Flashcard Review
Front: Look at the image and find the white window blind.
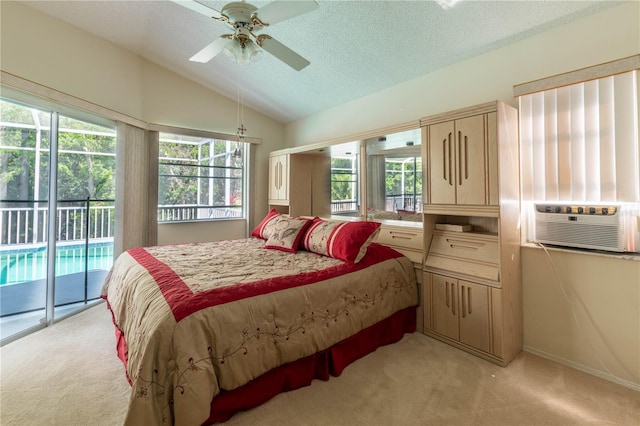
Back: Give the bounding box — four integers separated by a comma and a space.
519, 70, 639, 252
520, 70, 638, 202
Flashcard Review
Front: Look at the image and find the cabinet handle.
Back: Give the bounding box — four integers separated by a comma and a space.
448, 133, 453, 186
442, 138, 447, 182
273, 162, 277, 190
464, 136, 469, 180
449, 243, 479, 251
390, 231, 415, 240
451, 282, 456, 316
458, 131, 463, 186
461, 285, 466, 318
467, 286, 472, 314
391, 235, 412, 240
445, 281, 450, 308
277, 161, 282, 190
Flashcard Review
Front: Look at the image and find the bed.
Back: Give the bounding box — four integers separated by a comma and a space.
102, 212, 418, 425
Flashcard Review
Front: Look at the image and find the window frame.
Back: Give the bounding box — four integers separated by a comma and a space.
330, 154, 359, 215
157, 131, 248, 223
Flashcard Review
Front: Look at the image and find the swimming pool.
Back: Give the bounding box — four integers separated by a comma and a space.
0, 242, 114, 286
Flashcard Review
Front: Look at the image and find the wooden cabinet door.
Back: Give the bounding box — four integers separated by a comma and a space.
431, 274, 459, 341
458, 279, 491, 353
269, 154, 288, 202
428, 121, 456, 204
454, 115, 486, 205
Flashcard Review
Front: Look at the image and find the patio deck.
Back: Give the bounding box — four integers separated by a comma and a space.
0, 269, 108, 317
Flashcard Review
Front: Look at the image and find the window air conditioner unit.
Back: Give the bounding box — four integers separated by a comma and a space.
533, 203, 625, 252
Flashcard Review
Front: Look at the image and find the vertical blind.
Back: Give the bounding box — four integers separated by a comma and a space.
519, 70, 638, 203
518, 70, 639, 251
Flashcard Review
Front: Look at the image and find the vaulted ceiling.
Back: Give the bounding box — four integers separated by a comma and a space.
18, 0, 621, 123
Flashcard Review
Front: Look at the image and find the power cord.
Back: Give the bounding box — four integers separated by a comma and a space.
537, 242, 638, 388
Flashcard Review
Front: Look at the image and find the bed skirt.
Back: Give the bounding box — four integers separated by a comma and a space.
203, 305, 417, 424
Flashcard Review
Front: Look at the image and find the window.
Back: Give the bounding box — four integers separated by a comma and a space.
331, 154, 359, 214
158, 132, 246, 222
384, 155, 422, 213
518, 69, 639, 252
0, 97, 117, 244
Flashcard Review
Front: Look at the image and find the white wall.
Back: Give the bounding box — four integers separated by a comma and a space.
0, 1, 285, 236
284, 2, 640, 388
157, 220, 247, 245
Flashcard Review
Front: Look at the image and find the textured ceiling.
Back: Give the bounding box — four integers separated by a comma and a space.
18, 0, 621, 124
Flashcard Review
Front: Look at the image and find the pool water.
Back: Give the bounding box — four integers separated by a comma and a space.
0, 242, 114, 285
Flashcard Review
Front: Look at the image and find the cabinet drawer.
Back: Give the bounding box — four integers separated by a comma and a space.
376, 226, 423, 251
425, 230, 499, 281
429, 230, 498, 262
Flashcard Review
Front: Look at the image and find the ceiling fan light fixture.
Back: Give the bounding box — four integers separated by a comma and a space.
223, 38, 263, 65
221, 27, 262, 64
176, 0, 318, 70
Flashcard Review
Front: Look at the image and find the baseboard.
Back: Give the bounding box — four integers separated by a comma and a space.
523, 345, 640, 392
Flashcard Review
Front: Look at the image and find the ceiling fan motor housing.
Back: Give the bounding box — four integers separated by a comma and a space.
222, 2, 259, 27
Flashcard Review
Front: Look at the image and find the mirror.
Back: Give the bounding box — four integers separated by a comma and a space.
365, 128, 422, 222
329, 141, 360, 217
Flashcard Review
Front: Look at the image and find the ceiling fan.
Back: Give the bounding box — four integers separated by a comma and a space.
172, 0, 319, 71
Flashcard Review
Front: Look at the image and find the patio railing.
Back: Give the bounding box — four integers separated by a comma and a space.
0, 199, 116, 247
1, 200, 244, 247
330, 194, 422, 216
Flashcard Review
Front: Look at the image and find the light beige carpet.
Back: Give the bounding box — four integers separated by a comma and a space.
1, 302, 638, 425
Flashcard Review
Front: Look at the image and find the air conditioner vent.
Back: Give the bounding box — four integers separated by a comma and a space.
534, 204, 625, 252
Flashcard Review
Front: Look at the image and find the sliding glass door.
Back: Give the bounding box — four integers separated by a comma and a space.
0, 98, 116, 344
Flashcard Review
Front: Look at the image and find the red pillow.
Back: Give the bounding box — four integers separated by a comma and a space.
251, 209, 282, 240
301, 219, 381, 263
264, 216, 313, 253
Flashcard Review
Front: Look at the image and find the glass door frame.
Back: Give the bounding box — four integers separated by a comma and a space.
1, 97, 116, 346
44, 111, 59, 327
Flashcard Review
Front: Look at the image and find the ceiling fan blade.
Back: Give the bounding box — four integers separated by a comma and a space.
189, 37, 232, 63
255, 1, 319, 26
170, 0, 223, 20
259, 36, 310, 71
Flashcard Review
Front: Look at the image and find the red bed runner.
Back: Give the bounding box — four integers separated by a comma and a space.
128, 242, 403, 322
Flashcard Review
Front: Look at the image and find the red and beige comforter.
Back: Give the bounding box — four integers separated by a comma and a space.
101, 237, 417, 425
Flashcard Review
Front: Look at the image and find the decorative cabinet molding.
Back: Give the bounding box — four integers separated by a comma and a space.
421, 101, 522, 367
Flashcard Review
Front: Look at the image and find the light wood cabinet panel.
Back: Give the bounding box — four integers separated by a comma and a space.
375, 223, 423, 265
428, 121, 456, 205
268, 152, 329, 217
454, 115, 486, 205
268, 154, 288, 204
432, 274, 459, 341
429, 273, 491, 354
425, 109, 497, 205
422, 101, 522, 367
458, 279, 490, 353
